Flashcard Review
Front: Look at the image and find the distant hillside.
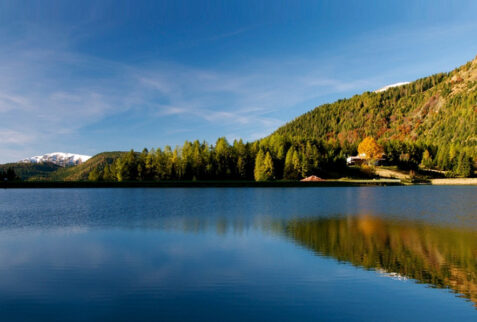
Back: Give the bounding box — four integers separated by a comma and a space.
0, 152, 125, 181
274, 55, 477, 153
0, 162, 61, 181
51, 152, 125, 181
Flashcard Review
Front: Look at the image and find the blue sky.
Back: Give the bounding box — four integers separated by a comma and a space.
1, 0, 476, 162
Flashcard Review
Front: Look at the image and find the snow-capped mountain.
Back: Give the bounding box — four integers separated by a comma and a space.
374, 82, 410, 93
20, 152, 92, 167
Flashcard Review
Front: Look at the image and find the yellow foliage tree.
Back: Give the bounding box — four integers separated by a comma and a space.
358, 137, 384, 160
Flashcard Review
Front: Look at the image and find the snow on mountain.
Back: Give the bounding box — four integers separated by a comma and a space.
374, 82, 410, 93
20, 152, 91, 167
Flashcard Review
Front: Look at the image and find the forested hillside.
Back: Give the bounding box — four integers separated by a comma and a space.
47, 152, 125, 181
274, 55, 477, 155
0, 162, 60, 180
2, 152, 124, 181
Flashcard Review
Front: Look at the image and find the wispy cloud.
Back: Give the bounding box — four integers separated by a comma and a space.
0, 22, 374, 163
0, 130, 33, 145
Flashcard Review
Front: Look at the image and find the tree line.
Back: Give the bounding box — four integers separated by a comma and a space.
88, 135, 474, 182
88, 136, 347, 182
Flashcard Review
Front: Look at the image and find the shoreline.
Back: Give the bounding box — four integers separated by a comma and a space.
1, 179, 402, 188
2, 178, 476, 188
430, 178, 477, 185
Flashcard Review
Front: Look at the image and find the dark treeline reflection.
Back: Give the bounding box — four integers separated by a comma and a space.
112, 213, 477, 307
277, 216, 477, 306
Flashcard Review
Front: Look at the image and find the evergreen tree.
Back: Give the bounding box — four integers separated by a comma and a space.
115, 159, 126, 182
283, 147, 295, 179
420, 149, 433, 169
436, 146, 450, 170
237, 156, 247, 179
254, 150, 265, 181
102, 164, 115, 181
262, 152, 274, 181
292, 150, 301, 179
455, 152, 473, 177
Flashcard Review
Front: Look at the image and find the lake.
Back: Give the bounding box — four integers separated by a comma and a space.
0, 186, 476, 321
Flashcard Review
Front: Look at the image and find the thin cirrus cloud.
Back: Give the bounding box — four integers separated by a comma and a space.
6, 19, 457, 163
0, 32, 371, 163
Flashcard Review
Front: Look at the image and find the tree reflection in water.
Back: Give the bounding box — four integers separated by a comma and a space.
280, 215, 477, 307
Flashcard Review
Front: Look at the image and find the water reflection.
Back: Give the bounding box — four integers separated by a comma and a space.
0, 188, 476, 319
279, 215, 477, 306
145, 214, 477, 307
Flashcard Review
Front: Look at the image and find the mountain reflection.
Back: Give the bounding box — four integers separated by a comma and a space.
278, 215, 477, 306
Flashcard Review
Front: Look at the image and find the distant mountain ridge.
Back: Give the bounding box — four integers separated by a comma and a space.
20, 152, 91, 167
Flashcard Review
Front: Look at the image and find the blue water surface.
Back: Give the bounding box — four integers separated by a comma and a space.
0, 186, 476, 321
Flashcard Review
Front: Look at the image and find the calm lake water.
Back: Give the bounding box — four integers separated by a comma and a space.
0, 186, 476, 321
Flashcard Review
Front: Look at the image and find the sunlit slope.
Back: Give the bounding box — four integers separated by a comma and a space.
274, 55, 477, 150
41, 152, 125, 181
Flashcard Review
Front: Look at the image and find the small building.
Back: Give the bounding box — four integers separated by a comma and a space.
346, 153, 367, 165
347, 153, 386, 166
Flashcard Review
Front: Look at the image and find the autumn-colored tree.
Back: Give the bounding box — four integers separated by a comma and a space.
358, 137, 384, 160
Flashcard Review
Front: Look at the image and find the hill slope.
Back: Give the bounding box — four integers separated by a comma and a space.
51, 152, 125, 181
274, 55, 477, 152
0, 162, 61, 181
1, 152, 125, 181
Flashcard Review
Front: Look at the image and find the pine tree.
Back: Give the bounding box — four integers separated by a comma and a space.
455, 152, 473, 177
237, 156, 247, 179
420, 149, 433, 169
292, 150, 301, 179
115, 159, 126, 182
262, 151, 274, 181
254, 150, 265, 181
283, 147, 295, 179
436, 146, 450, 170
102, 164, 114, 181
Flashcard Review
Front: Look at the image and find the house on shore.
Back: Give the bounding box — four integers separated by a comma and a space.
346, 153, 367, 165
346, 153, 386, 166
